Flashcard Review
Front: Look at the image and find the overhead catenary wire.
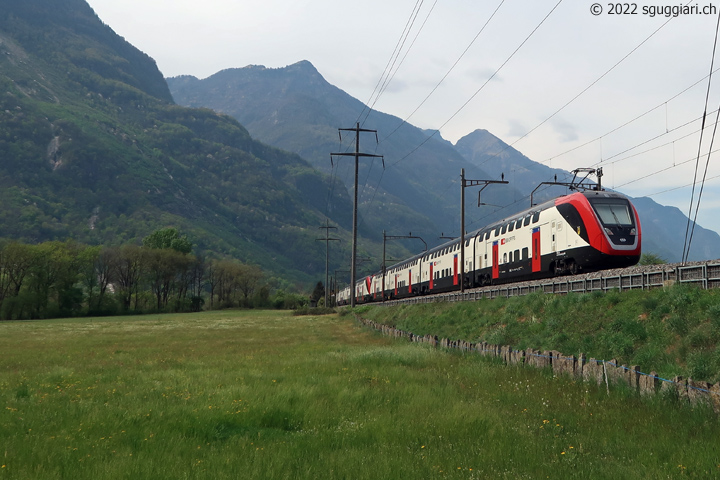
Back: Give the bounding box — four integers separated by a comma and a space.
615, 146, 720, 190
686, 88, 720, 261
474, 14, 676, 171
536, 66, 720, 167
682, 7, 720, 264
597, 109, 719, 168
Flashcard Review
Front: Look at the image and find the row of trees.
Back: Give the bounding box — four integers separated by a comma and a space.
0, 229, 309, 320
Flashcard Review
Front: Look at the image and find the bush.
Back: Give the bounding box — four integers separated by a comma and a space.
687, 350, 714, 380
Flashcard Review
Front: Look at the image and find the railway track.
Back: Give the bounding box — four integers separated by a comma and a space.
379, 259, 720, 306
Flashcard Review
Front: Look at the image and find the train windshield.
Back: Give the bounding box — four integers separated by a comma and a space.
589, 198, 634, 226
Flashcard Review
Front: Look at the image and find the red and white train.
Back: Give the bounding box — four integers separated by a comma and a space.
337, 190, 641, 305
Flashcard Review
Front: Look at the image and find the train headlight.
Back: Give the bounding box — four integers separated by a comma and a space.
604, 227, 613, 236
630, 228, 636, 236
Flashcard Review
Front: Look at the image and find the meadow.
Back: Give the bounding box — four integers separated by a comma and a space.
1, 310, 719, 479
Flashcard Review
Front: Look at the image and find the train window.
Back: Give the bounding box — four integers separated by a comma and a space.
494, 228, 500, 237
466, 240, 470, 247
503, 252, 507, 264
522, 247, 529, 260
532, 212, 540, 223
514, 249, 520, 262
508, 223, 514, 232
516, 219, 523, 229
501, 225, 507, 234
524, 216, 531, 227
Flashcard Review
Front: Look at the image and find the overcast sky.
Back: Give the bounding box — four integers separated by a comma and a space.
86, 0, 720, 241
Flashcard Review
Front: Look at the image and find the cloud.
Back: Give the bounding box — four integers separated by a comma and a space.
507, 119, 527, 138
550, 118, 579, 143
466, 66, 503, 84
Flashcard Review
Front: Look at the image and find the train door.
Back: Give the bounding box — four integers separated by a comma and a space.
492, 241, 499, 279
551, 221, 557, 252
408, 269, 412, 294
478, 235, 487, 274
429, 262, 434, 290
532, 227, 541, 273
453, 254, 459, 286
464, 240, 473, 279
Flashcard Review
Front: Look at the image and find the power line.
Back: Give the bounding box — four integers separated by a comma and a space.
390, 0, 565, 169
540, 66, 720, 167
615, 146, 720, 190
598, 110, 718, 167
475, 15, 676, 171
687, 85, 720, 262
356, 0, 425, 126
381, 0, 507, 143
643, 169, 720, 197
683, 7, 720, 264
360, 0, 439, 127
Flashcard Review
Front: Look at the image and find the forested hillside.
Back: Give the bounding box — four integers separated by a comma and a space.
0, 0, 355, 284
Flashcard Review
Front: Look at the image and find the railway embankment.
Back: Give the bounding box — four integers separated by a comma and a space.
349, 283, 720, 413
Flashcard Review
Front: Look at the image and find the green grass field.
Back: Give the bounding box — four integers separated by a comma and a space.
1, 310, 719, 479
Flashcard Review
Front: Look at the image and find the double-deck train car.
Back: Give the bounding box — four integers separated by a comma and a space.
337, 191, 641, 305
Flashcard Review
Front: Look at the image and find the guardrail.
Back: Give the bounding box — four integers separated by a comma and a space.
382, 262, 720, 307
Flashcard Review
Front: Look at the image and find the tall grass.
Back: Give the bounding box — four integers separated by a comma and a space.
1, 310, 719, 478
361, 284, 720, 383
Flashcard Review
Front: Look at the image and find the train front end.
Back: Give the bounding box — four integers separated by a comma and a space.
569, 191, 642, 269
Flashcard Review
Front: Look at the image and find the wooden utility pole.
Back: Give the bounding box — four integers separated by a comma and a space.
316, 219, 339, 307
331, 123, 383, 307
460, 168, 508, 293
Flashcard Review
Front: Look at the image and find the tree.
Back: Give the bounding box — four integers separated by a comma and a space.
311, 281, 324, 304
236, 263, 263, 307
110, 244, 144, 311
77, 245, 101, 314
142, 227, 192, 254
144, 248, 194, 310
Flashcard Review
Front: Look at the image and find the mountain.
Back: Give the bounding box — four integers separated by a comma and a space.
454, 129, 720, 262
169, 65, 720, 263
0, 0, 355, 283
168, 63, 525, 247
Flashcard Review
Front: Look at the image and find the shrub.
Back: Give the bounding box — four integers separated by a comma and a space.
687, 350, 714, 381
